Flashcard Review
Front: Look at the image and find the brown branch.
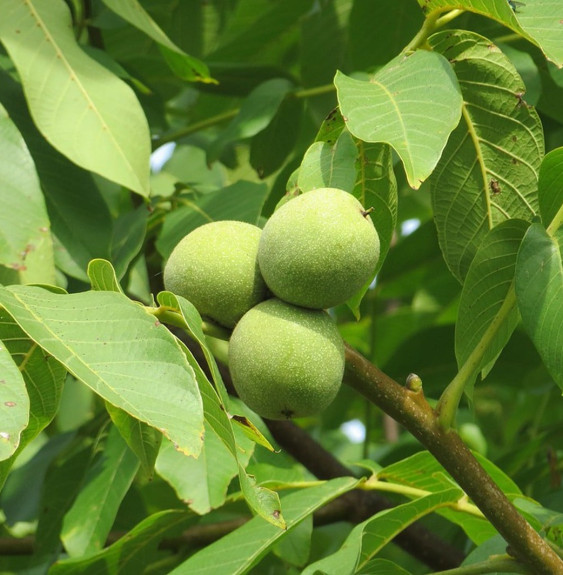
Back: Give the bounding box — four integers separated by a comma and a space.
344, 344, 563, 575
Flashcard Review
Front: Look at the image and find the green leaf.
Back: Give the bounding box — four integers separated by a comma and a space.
515, 223, 563, 390
509, 0, 563, 67
106, 402, 162, 480
0, 286, 204, 456
416, 0, 562, 66
303, 488, 462, 575
429, 30, 543, 282
298, 129, 358, 193
209, 78, 293, 163
100, 0, 211, 82
0, 102, 54, 284
0, 0, 150, 196
156, 180, 269, 259
169, 477, 358, 575
455, 220, 529, 377
88, 259, 124, 294
61, 424, 140, 557
0, 336, 29, 461
0, 68, 113, 282
538, 147, 563, 229
335, 50, 462, 189
156, 292, 284, 527
51, 510, 195, 575
0, 307, 66, 490
156, 420, 253, 515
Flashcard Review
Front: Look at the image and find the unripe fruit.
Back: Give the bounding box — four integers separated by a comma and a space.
163, 221, 268, 328
229, 298, 345, 420
258, 188, 380, 309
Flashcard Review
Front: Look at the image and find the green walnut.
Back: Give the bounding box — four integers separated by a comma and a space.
229, 298, 345, 420
258, 187, 380, 309
163, 221, 268, 328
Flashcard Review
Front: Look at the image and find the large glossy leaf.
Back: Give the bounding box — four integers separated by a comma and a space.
0, 102, 54, 284
0, 307, 66, 490
0, 0, 150, 196
51, 510, 196, 575
538, 147, 563, 229
0, 335, 29, 461
0, 286, 204, 456
0, 67, 113, 282
302, 488, 462, 575
169, 477, 358, 575
335, 50, 462, 189
156, 291, 283, 528
416, 0, 563, 66
429, 30, 543, 282
101, 0, 211, 82
515, 223, 563, 390
455, 220, 529, 376
61, 425, 140, 557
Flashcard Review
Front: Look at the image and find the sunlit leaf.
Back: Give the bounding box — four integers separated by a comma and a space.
0, 286, 204, 456
335, 50, 462, 189
0, 0, 150, 195
0, 339, 29, 461
416, 0, 563, 66
0, 102, 54, 284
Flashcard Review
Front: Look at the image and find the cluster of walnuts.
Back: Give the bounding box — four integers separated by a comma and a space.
164, 188, 380, 420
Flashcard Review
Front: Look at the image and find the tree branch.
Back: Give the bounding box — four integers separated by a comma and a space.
344, 344, 563, 574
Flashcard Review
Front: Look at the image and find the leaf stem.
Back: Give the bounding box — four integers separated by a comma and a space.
436, 284, 517, 430
403, 9, 462, 53
363, 479, 484, 518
